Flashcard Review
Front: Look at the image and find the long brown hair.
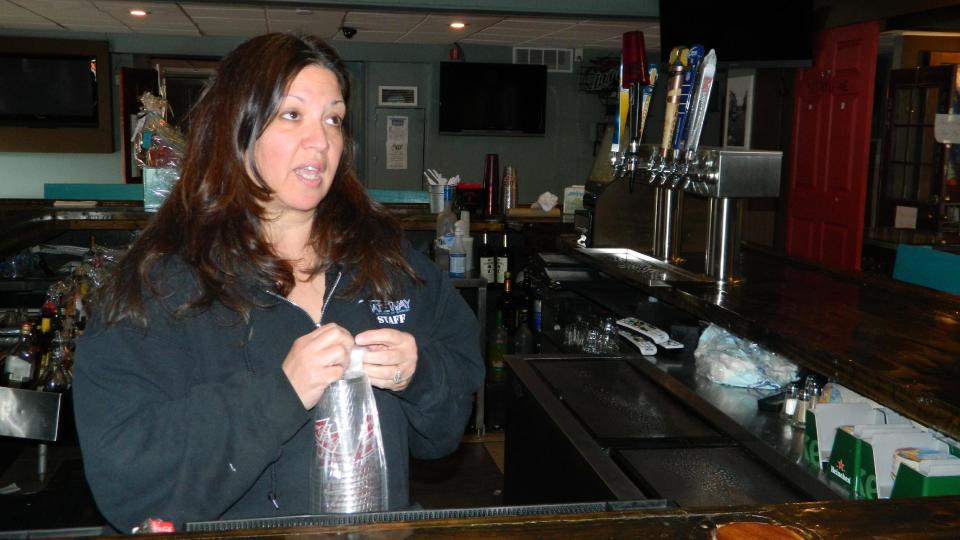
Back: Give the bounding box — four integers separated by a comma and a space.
99, 33, 416, 326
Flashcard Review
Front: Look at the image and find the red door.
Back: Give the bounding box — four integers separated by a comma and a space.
786, 21, 879, 271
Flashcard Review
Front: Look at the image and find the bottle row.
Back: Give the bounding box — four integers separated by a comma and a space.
487, 270, 545, 384
0, 237, 115, 392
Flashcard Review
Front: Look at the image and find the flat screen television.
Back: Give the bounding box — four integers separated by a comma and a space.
0, 54, 99, 127
0, 37, 112, 153
658, 0, 816, 68
439, 62, 547, 136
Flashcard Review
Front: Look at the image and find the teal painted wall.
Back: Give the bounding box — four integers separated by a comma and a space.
0, 30, 614, 201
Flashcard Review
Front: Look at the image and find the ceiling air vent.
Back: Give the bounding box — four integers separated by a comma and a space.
378, 86, 418, 107
513, 47, 574, 73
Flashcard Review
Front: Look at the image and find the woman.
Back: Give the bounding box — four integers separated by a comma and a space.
73, 33, 484, 532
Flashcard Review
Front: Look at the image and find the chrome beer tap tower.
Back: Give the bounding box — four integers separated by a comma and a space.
606, 39, 782, 284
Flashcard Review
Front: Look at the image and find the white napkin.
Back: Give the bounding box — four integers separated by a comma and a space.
532, 191, 559, 211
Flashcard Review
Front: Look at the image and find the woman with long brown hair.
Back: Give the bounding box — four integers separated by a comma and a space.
73, 33, 483, 532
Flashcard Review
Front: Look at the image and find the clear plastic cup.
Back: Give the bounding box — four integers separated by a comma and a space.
310, 370, 388, 513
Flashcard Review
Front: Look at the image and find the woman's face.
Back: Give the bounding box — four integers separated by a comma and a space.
254, 65, 346, 218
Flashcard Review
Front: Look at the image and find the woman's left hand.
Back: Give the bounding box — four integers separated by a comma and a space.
355, 328, 418, 391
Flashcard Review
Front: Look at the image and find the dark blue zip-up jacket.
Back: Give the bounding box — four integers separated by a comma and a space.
73, 244, 484, 532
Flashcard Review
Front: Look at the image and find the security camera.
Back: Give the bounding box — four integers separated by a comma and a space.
341, 26, 357, 39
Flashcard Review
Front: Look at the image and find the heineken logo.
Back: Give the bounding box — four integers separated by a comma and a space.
830, 462, 851, 484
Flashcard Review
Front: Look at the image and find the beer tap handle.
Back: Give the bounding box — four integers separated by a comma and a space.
639, 64, 658, 144
684, 49, 717, 155
660, 47, 686, 158
672, 45, 704, 151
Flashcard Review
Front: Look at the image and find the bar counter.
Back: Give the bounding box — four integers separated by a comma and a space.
79, 497, 960, 539
0, 199, 520, 257
558, 236, 960, 442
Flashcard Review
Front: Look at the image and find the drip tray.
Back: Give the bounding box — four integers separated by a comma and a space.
532, 358, 720, 442
615, 447, 806, 507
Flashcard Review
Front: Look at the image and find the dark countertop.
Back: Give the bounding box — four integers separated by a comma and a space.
75, 497, 960, 539
560, 236, 960, 442
0, 200, 571, 257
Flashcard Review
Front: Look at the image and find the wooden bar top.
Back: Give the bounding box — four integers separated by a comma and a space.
129, 497, 960, 539
560, 236, 960, 442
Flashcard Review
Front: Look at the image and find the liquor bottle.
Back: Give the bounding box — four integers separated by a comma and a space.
495, 234, 510, 286
487, 311, 508, 383
512, 308, 534, 354
449, 220, 467, 278
2, 321, 39, 389
500, 272, 518, 336
478, 233, 496, 284
434, 185, 457, 271
530, 283, 544, 353
38, 298, 56, 375
38, 330, 70, 392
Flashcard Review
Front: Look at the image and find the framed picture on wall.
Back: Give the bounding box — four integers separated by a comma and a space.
723, 69, 756, 149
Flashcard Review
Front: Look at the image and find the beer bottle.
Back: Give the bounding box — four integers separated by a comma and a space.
495, 234, 510, 286
478, 233, 496, 284
487, 311, 508, 383
2, 321, 39, 389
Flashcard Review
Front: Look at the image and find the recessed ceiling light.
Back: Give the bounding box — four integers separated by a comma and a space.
129, 9, 149, 17
295, 8, 313, 15
450, 22, 466, 29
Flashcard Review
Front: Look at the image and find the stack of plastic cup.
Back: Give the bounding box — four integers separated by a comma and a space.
310, 349, 388, 514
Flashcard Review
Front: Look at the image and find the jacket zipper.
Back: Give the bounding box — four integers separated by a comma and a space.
266, 271, 343, 327
262, 270, 342, 512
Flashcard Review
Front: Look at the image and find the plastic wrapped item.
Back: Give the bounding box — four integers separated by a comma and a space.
143, 167, 180, 211
694, 324, 798, 390
132, 92, 186, 170
311, 347, 388, 513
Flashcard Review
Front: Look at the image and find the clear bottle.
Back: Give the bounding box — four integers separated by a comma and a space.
478, 233, 496, 284
512, 308, 534, 354
449, 220, 467, 278
2, 321, 39, 389
434, 185, 456, 270
495, 234, 510, 286
38, 330, 70, 392
488, 311, 508, 383
459, 211, 474, 273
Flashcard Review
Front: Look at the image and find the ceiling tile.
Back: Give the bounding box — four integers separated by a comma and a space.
396, 31, 466, 44
23, 0, 118, 24
64, 22, 134, 32
491, 19, 578, 31
182, 3, 266, 20
197, 20, 268, 36
330, 30, 408, 43
264, 7, 343, 22
421, 13, 501, 30
345, 11, 427, 29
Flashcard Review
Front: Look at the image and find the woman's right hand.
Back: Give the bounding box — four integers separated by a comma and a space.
281, 323, 354, 409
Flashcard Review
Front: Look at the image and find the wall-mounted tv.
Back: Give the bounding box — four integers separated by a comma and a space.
439, 62, 547, 136
0, 37, 113, 153
658, 0, 816, 68
0, 55, 99, 127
